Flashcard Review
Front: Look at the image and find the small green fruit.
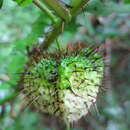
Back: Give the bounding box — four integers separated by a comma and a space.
23, 48, 104, 122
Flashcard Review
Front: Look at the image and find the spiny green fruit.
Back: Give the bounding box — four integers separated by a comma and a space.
23, 48, 104, 122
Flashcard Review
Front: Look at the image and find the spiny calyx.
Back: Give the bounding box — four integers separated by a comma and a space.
23, 48, 104, 122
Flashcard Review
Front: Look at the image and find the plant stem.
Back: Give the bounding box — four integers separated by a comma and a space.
39, 0, 90, 50
33, 0, 58, 23
41, 19, 63, 49
56, 38, 61, 51
70, 0, 89, 15
66, 123, 71, 130
42, 0, 72, 22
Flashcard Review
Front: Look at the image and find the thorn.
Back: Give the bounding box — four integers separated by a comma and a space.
23, 95, 39, 111
61, 21, 64, 32
92, 103, 100, 117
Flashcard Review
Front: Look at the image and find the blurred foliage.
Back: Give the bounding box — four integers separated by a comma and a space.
0, 0, 130, 130
13, 0, 33, 6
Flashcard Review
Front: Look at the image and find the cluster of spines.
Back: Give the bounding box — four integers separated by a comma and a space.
21, 45, 104, 122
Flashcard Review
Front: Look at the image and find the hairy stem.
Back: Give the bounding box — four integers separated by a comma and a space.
42, 0, 72, 22
66, 123, 71, 130
39, 0, 90, 50
33, 0, 58, 23
40, 20, 63, 50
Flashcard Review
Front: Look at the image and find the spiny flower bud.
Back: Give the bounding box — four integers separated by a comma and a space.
23, 47, 104, 122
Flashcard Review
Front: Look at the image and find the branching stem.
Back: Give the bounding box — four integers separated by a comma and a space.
37, 0, 90, 50
33, 0, 58, 23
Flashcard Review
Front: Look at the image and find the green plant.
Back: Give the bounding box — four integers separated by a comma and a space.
1, 0, 130, 129
6, 0, 104, 125
23, 47, 104, 123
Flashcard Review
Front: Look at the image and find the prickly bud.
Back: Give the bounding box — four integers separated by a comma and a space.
23, 48, 104, 122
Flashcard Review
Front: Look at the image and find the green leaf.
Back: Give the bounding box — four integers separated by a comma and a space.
124, 0, 130, 4
0, 0, 3, 9
13, 13, 49, 49
86, 0, 130, 15
0, 90, 18, 104
13, 0, 33, 6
